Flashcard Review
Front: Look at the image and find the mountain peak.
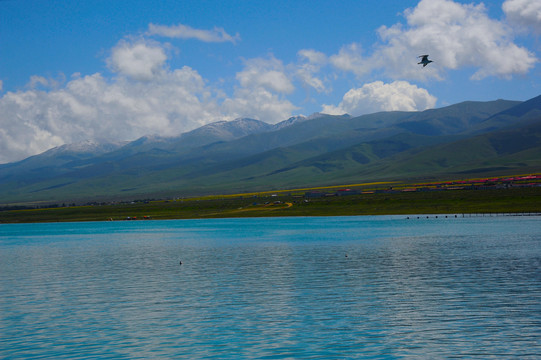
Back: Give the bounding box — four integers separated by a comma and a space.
497, 94, 541, 118
194, 118, 273, 137
273, 115, 308, 130
307, 112, 324, 120
308, 112, 351, 120
46, 139, 127, 156
1, 96, 537, 205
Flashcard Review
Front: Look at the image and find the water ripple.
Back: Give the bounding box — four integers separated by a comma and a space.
1, 216, 540, 358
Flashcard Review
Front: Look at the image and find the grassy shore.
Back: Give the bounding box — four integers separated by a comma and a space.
1, 186, 540, 223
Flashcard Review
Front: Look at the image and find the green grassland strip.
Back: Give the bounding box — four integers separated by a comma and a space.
1, 187, 540, 223
187, 181, 398, 200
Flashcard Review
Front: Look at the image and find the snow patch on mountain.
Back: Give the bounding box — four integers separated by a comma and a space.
185, 118, 274, 140
43, 140, 128, 157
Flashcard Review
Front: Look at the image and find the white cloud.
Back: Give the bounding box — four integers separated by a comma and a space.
0, 66, 220, 163
375, 0, 537, 80
26, 75, 67, 90
0, 91, 66, 163
222, 87, 298, 124
0, 80, 3, 92
0, 40, 301, 163
329, 43, 372, 78
298, 49, 327, 65
107, 39, 168, 81
4, 1, 537, 164
148, 23, 240, 43
27, 75, 50, 89
322, 81, 436, 116
503, 0, 541, 34
236, 56, 295, 94
296, 49, 328, 92
224, 56, 298, 123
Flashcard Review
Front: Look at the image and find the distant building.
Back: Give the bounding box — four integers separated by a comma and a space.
305, 191, 325, 198
336, 189, 358, 196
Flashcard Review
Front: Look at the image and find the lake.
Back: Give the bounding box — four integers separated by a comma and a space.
1, 215, 540, 359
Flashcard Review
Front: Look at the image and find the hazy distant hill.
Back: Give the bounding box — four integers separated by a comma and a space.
0, 140, 127, 184
1, 96, 539, 205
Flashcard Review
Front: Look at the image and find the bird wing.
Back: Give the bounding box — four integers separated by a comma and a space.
419, 55, 429, 60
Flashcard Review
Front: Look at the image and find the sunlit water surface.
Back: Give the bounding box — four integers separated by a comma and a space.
1, 216, 540, 359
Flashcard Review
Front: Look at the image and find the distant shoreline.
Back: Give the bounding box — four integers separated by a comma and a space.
1, 187, 540, 224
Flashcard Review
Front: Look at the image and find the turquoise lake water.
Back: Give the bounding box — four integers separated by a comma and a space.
1, 215, 540, 359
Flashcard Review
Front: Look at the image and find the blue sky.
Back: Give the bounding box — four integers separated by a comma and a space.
0, 0, 539, 163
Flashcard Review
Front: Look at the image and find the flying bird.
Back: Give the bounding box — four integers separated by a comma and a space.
418, 55, 433, 67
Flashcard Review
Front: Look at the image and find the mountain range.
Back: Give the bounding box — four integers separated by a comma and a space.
1, 94, 540, 205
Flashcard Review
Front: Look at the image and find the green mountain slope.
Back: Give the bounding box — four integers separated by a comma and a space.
153, 110, 541, 193
289, 118, 541, 184
0, 97, 537, 205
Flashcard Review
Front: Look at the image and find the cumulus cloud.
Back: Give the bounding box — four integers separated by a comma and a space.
148, 23, 240, 43
329, 43, 372, 78
3, 1, 537, 164
0, 40, 300, 163
322, 81, 437, 116
375, 0, 537, 80
236, 56, 295, 94
0, 66, 220, 163
225, 56, 298, 123
27, 75, 50, 89
503, 0, 541, 34
107, 39, 168, 81
296, 49, 328, 92
221, 87, 298, 124
26, 75, 66, 90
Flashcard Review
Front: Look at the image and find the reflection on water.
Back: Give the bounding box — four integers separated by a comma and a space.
1, 216, 540, 358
